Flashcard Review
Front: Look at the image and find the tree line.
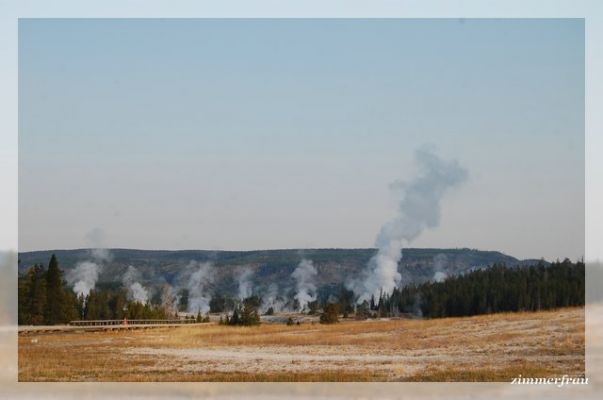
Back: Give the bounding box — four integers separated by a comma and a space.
258, 259, 584, 321
18, 254, 168, 325
19, 255, 584, 325
369, 259, 584, 318
219, 296, 261, 326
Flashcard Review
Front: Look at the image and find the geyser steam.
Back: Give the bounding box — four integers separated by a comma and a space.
122, 265, 149, 304
186, 261, 214, 314
432, 254, 448, 283
260, 283, 286, 313
351, 147, 468, 303
67, 261, 101, 299
292, 259, 318, 311
236, 267, 254, 300
67, 247, 112, 299
67, 229, 112, 299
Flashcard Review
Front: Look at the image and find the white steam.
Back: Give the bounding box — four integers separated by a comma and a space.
292, 259, 318, 311
186, 261, 214, 314
160, 284, 176, 314
236, 267, 254, 300
67, 261, 101, 299
433, 271, 448, 283
129, 283, 149, 304
350, 147, 468, 303
122, 265, 149, 304
432, 254, 448, 282
67, 246, 111, 299
67, 228, 112, 299
260, 283, 287, 313
90, 248, 112, 264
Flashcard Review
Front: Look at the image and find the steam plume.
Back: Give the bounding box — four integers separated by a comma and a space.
350, 147, 468, 303
90, 248, 112, 264
122, 265, 149, 304
432, 254, 448, 282
433, 271, 447, 283
292, 259, 318, 311
261, 283, 286, 313
236, 267, 254, 300
67, 228, 112, 299
67, 261, 100, 299
160, 284, 176, 314
67, 247, 111, 299
186, 261, 214, 313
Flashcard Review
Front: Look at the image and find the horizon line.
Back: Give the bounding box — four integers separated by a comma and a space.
17, 246, 556, 261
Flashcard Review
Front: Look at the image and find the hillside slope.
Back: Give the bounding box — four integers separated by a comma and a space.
19, 248, 545, 298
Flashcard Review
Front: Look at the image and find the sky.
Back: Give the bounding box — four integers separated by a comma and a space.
18, 19, 584, 261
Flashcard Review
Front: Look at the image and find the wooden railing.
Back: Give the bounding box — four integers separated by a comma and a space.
69, 319, 197, 326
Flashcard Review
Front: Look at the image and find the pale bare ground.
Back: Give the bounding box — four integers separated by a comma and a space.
18, 307, 584, 382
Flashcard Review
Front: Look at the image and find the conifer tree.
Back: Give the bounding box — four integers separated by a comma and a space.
45, 255, 67, 324
320, 303, 339, 324
229, 308, 240, 325
355, 301, 371, 320
19, 264, 47, 325
240, 302, 260, 326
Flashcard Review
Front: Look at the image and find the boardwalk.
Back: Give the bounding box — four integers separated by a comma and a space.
19, 319, 198, 335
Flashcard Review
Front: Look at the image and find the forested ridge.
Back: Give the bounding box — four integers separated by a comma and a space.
18, 248, 543, 298
18, 254, 584, 325
18, 254, 168, 325
364, 259, 585, 318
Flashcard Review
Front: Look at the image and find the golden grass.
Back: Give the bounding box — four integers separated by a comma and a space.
405, 362, 566, 382
19, 307, 585, 382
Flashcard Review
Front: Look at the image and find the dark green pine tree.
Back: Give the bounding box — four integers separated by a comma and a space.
76, 293, 86, 319
17, 272, 31, 325
240, 302, 260, 326
319, 302, 339, 324
63, 289, 79, 322
85, 291, 99, 320
109, 291, 127, 319
19, 264, 47, 325
178, 289, 189, 312
45, 254, 67, 324
229, 308, 240, 325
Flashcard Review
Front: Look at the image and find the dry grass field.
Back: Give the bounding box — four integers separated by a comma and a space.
18, 307, 584, 382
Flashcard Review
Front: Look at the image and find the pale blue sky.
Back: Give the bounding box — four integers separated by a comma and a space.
19, 19, 584, 260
